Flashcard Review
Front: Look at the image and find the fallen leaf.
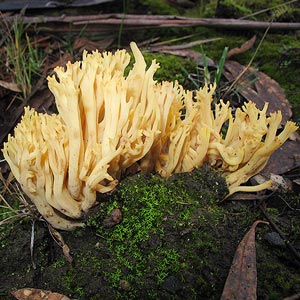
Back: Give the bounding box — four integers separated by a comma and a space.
293, 178, 300, 187
227, 35, 256, 59
0, 79, 21, 92
48, 225, 73, 263
261, 138, 300, 176
103, 208, 123, 228
49, 53, 73, 70
220, 220, 269, 300
283, 294, 300, 300
150, 38, 220, 65
223, 60, 292, 123
73, 37, 114, 52
0, 170, 14, 194
28, 87, 54, 113
251, 173, 292, 192
11, 288, 70, 300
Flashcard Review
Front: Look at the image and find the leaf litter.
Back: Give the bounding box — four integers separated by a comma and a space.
11, 288, 70, 300
220, 220, 269, 300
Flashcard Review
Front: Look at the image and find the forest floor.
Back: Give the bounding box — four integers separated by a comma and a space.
0, 1, 300, 300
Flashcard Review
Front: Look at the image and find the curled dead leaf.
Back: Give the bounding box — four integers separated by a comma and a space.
103, 208, 123, 228
73, 37, 114, 52
0, 79, 21, 92
227, 35, 257, 59
48, 225, 73, 263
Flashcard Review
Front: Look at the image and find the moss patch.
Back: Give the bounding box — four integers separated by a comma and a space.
1, 168, 300, 299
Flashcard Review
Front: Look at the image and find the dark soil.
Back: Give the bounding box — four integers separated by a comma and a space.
1, 168, 300, 300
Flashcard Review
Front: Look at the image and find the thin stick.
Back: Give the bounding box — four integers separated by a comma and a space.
259, 204, 300, 265
222, 22, 272, 99
2, 14, 300, 31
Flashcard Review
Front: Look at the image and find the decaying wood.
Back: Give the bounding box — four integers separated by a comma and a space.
2, 14, 300, 32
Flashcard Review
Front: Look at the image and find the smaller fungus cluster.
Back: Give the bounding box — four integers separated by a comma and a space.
2, 42, 298, 230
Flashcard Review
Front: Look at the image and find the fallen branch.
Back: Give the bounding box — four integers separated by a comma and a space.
2, 14, 300, 32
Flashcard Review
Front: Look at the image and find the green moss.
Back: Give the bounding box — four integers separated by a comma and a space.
184, 1, 218, 18
197, 30, 300, 120
88, 174, 185, 294
257, 38, 300, 121
126, 0, 179, 15
86, 168, 229, 299
216, 0, 300, 21
146, 52, 196, 87
0, 223, 13, 249
1, 168, 300, 299
125, 51, 196, 89
257, 245, 300, 299
218, 0, 252, 17
0, 184, 27, 249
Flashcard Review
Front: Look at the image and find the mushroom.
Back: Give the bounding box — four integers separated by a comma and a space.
2, 43, 298, 230
2, 108, 84, 230
207, 99, 298, 195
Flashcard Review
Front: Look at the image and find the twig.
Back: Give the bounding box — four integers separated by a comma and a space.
30, 220, 36, 269
222, 22, 271, 99
259, 204, 300, 265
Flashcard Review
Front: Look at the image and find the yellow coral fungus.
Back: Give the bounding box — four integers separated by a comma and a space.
2, 42, 298, 230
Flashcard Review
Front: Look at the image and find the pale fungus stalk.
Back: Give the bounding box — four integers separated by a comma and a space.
2, 108, 84, 230
2, 42, 298, 230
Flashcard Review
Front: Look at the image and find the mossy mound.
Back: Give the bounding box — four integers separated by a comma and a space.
0, 168, 299, 299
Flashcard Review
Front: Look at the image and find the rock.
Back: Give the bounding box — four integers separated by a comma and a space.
119, 279, 131, 291
264, 232, 285, 247
102, 208, 123, 228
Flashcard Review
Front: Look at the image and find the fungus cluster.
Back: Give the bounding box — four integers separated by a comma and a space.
2, 42, 298, 230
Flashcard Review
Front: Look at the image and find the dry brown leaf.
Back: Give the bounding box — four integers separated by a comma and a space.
227, 35, 257, 59
261, 138, 300, 176
220, 220, 269, 300
0, 170, 13, 194
11, 288, 70, 300
73, 37, 114, 52
49, 53, 73, 70
223, 60, 292, 123
48, 225, 73, 263
283, 294, 300, 300
28, 88, 54, 113
0, 79, 21, 92
293, 178, 300, 187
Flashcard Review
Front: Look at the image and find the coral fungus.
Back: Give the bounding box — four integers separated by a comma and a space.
2, 42, 298, 230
